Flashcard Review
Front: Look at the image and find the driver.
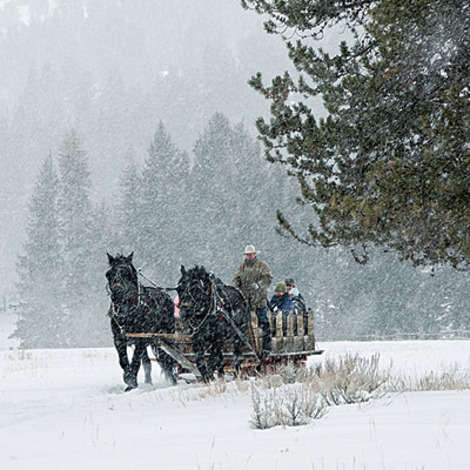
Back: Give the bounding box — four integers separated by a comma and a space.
233, 244, 272, 355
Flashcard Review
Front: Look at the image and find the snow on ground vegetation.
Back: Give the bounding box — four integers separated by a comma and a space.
1, 340, 470, 469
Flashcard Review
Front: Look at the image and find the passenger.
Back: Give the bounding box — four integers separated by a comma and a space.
285, 278, 307, 315
268, 282, 294, 335
289, 287, 299, 299
285, 278, 296, 294
289, 287, 307, 317
233, 244, 273, 355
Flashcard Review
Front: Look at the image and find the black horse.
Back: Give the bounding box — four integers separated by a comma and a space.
176, 265, 250, 382
106, 252, 176, 391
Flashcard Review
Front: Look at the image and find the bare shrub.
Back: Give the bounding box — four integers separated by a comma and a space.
282, 386, 328, 425
309, 353, 390, 405
234, 378, 250, 393
250, 353, 390, 428
250, 386, 279, 429
254, 372, 285, 389
390, 367, 470, 392
273, 363, 314, 384
250, 384, 328, 429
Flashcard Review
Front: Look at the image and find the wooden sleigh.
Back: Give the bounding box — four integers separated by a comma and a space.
126, 308, 324, 380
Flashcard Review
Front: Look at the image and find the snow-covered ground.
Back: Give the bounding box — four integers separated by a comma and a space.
2, 340, 470, 470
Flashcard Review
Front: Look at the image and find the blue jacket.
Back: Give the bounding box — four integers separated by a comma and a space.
292, 294, 307, 315
268, 293, 294, 318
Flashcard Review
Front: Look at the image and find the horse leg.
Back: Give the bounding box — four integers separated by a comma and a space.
141, 346, 152, 385
233, 334, 244, 377
112, 326, 130, 385
159, 349, 177, 385
233, 311, 248, 377
152, 340, 177, 385
125, 340, 145, 391
208, 322, 224, 379
193, 334, 212, 383
256, 307, 272, 354
214, 342, 224, 379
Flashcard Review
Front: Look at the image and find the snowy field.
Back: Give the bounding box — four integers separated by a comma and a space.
2, 338, 470, 470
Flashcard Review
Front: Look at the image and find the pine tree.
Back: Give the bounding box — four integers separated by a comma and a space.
139, 121, 189, 283
84, 200, 114, 347
191, 113, 234, 266
190, 112, 285, 277
191, 113, 243, 268
116, 152, 143, 253
56, 131, 97, 346
13, 156, 65, 348
243, 0, 470, 269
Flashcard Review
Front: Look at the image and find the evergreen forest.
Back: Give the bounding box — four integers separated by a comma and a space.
14, 114, 470, 347
2, 0, 468, 347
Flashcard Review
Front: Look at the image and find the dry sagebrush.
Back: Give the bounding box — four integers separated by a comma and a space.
310, 353, 390, 405
250, 384, 328, 429
390, 366, 470, 392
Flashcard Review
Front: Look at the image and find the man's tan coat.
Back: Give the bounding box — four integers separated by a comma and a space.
233, 257, 272, 308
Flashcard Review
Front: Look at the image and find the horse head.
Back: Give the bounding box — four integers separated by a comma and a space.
106, 252, 138, 314
176, 265, 212, 319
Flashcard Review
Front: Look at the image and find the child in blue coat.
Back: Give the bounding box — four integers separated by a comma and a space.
269, 282, 294, 316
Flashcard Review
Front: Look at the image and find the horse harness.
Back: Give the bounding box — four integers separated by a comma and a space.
106, 279, 154, 335
179, 278, 259, 360
178, 279, 220, 337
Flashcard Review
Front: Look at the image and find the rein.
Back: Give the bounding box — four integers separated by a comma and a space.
181, 277, 260, 361
108, 301, 126, 335
183, 281, 216, 338
105, 276, 142, 335
137, 269, 178, 291
106, 262, 176, 338
210, 279, 261, 362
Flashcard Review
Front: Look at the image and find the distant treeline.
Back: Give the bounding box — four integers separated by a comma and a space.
12, 113, 470, 347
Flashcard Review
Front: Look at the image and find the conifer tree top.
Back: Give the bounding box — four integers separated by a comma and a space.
243, 0, 470, 269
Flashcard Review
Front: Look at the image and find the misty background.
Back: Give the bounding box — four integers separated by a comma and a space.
1, 0, 469, 347
0, 0, 289, 283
